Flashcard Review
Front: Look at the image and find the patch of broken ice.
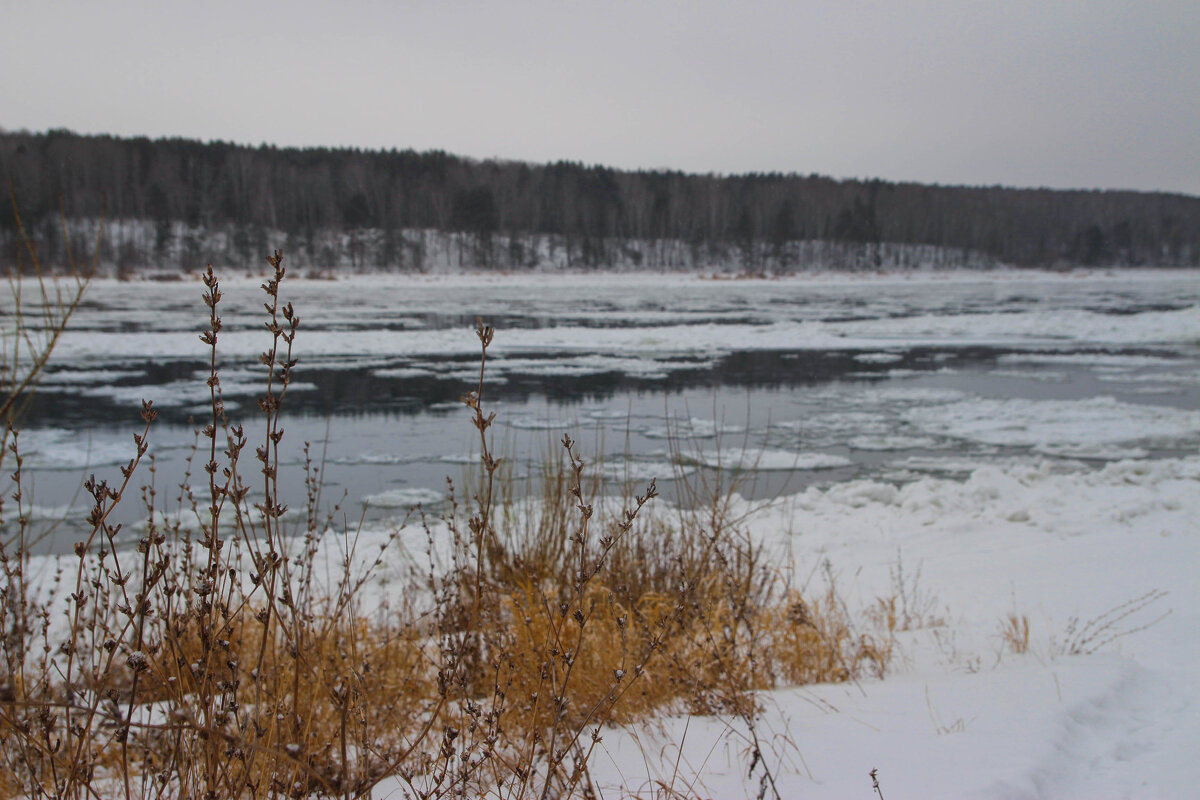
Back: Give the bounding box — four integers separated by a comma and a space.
1093, 369, 1200, 385
987, 368, 1070, 382
361, 487, 445, 508
996, 352, 1183, 368
370, 366, 439, 379
848, 434, 945, 451
1032, 443, 1151, 460
16, 428, 142, 470
643, 417, 747, 440
69, 375, 317, 408
594, 459, 694, 484
38, 368, 147, 385
905, 396, 1199, 448
330, 451, 416, 466
853, 352, 905, 364
687, 448, 853, 471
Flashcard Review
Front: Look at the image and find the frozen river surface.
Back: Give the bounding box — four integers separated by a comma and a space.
17, 269, 1200, 548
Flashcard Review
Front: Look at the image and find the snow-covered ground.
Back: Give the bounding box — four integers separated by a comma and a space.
582, 455, 1199, 799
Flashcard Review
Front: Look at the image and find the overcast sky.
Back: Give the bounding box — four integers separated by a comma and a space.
3, 1, 1198, 195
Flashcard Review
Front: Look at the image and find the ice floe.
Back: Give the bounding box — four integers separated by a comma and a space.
848, 434, 944, 451
361, 487, 445, 508
905, 396, 1199, 448
687, 448, 853, 471
642, 417, 747, 440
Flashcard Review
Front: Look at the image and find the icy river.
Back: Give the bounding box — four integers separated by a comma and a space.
16, 268, 1200, 551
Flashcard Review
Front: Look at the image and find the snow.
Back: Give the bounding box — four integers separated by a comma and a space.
577, 455, 1200, 798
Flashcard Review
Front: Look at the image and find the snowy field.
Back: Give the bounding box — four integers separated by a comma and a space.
11, 268, 1200, 796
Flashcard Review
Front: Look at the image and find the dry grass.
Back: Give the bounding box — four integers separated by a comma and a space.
998, 613, 1031, 655
1055, 590, 1170, 657
0, 251, 892, 799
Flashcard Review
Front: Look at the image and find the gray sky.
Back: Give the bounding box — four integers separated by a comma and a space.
3, 0, 1198, 195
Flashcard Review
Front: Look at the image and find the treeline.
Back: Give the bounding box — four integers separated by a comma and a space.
2, 128, 1198, 272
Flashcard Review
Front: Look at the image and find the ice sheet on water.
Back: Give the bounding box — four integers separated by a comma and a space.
848, 435, 944, 451
594, 460, 694, 483
330, 451, 416, 466
370, 367, 438, 379
834, 304, 1200, 347
853, 352, 904, 364
1094, 368, 1200, 385
427, 400, 467, 412
437, 453, 479, 464
772, 413, 892, 449
880, 367, 953, 378
361, 488, 445, 508
38, 369, 146, 385
46, 273, 1200, 375
1124, 384, 1186, 396
1032, 442, 1151, 460
185, 400, 243, 414
131, 506, 300, 533
996, 352, 1183, 368
986, 368, 1070, 382
905, 396, 1200, 448
22, 504, 81, 521
434, 367, 507, 384
642, 417, 747, 440
888, 454, 1045, 475
773, 386, 970, 448
486, 354, 689, 379
860, 387, 971, 404
17, 428, 140, 470
58, 306, 1200, 367
506, 415, 579, 430
582, 407, 639, 421
65, 373, 317, 408
304, 355, 397, 371
687, 448, 853, 471
797, 385, 971, 408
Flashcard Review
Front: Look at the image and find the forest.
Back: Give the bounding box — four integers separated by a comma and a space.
2, 128, 1198, 273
